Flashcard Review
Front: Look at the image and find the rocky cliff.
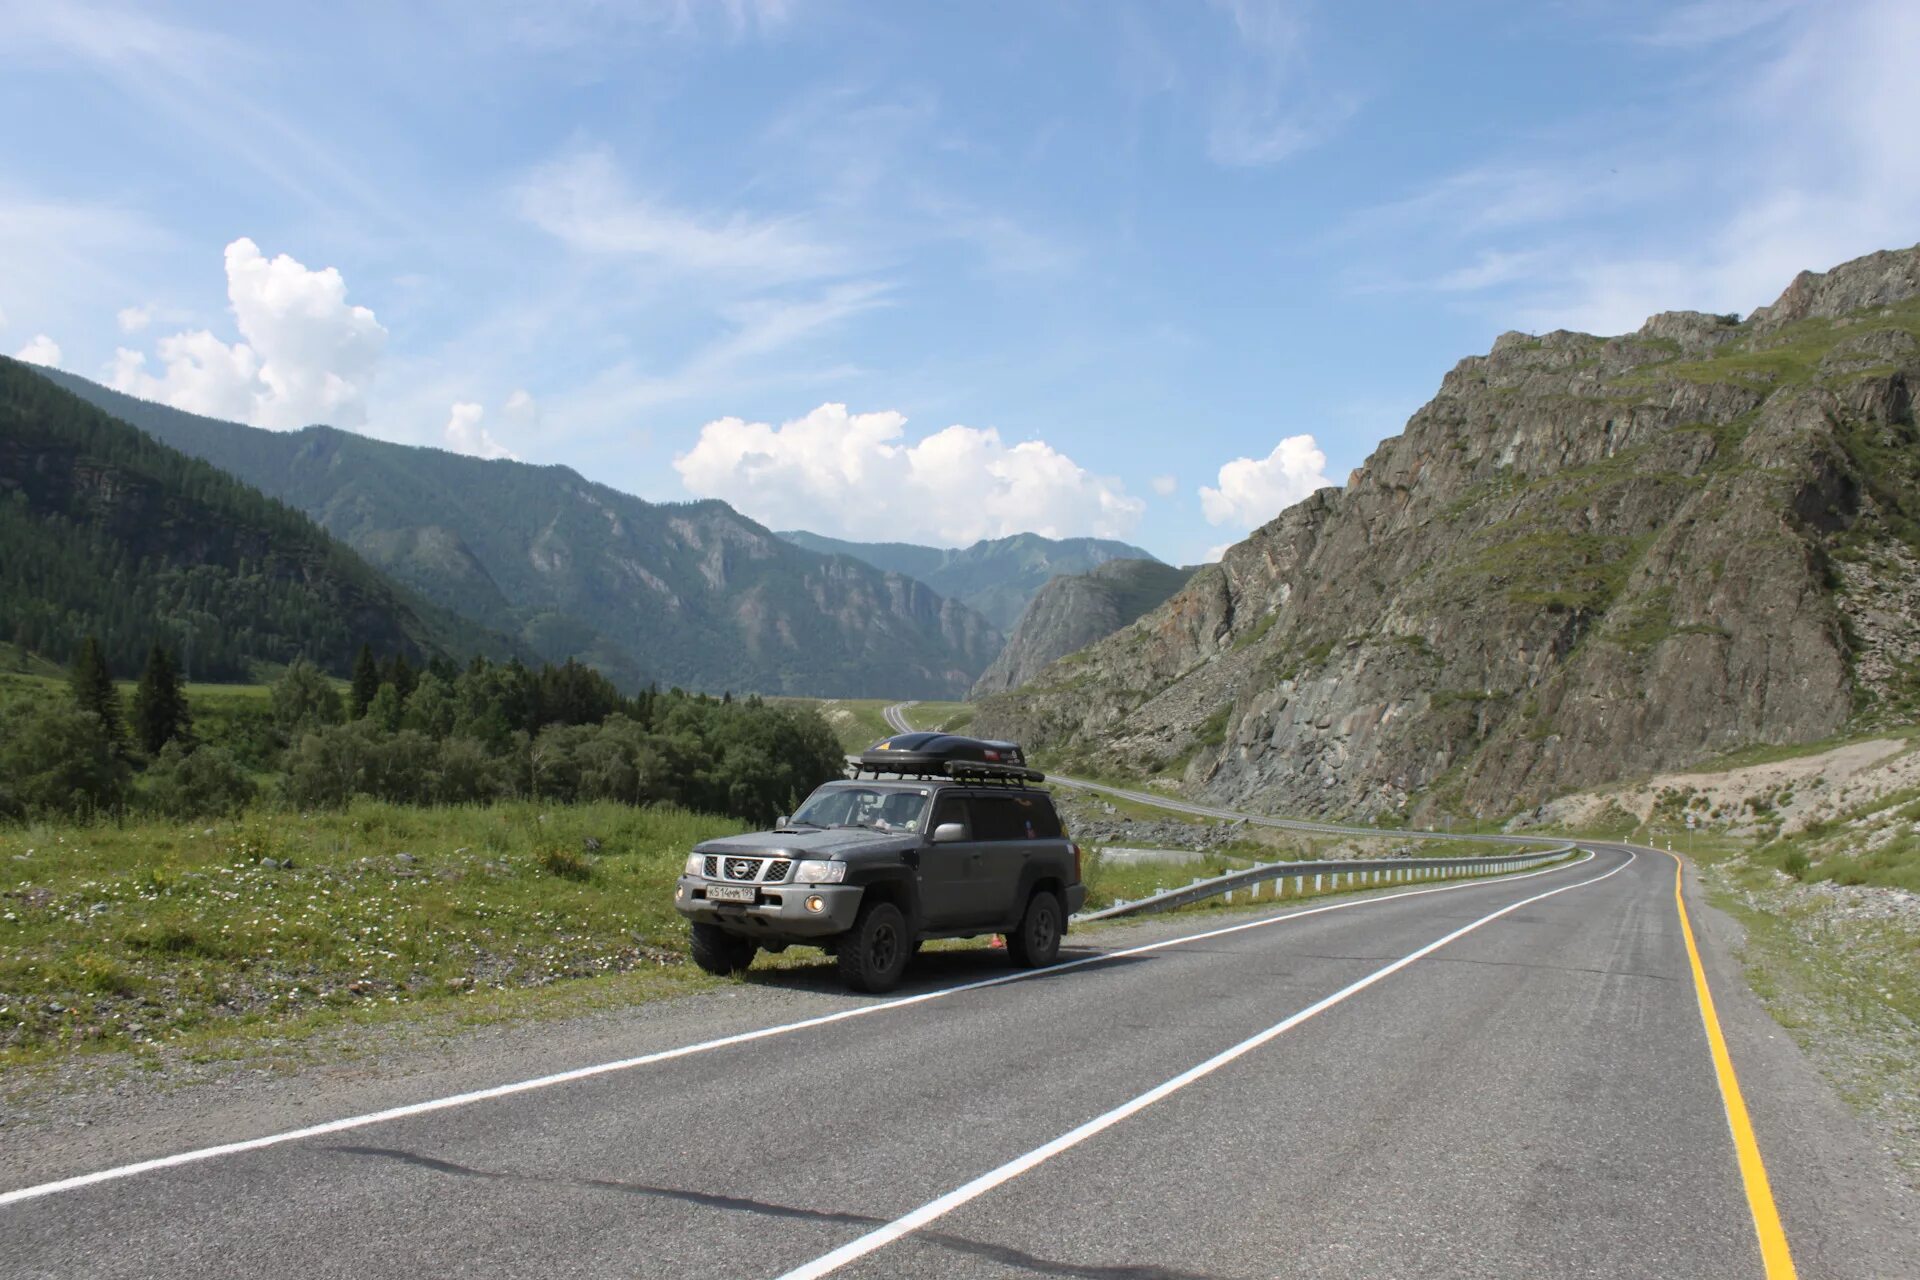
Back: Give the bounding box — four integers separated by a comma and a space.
973, 244, 1920, 821
971, 559, 1193, 697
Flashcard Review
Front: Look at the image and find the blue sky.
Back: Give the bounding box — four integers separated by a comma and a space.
4, 0, 1917, 564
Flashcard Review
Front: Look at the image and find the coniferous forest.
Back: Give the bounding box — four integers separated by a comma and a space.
0, 357, 507, 679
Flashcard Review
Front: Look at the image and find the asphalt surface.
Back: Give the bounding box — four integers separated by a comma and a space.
2, 705, 1910, 1276
4, 841, 1913, 1278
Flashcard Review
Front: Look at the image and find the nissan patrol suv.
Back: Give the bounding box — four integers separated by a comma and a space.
673, 733, 1087, 993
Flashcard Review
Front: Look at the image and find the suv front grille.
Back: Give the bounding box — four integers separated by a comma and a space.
700, 855, 793, 883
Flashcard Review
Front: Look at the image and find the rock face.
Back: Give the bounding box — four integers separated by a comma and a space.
972, 559, 1193, 696
973, 243, 1920, 821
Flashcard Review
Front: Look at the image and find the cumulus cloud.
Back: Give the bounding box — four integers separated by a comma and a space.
442, 402, 518, 460
110, 237, 387, 429
14, 334, 61, 366
116, 304, 153, 333
674, 403, 1144, 546
1151, 473, 1178, 497
1199, 435, 1331, 529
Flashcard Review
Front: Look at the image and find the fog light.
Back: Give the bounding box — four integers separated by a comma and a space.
805, 895, 825, 913
675, 886, 684, 901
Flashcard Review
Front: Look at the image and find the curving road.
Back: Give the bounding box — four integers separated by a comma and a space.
1, 719, 1911, 1276
880, 703, 1541, 846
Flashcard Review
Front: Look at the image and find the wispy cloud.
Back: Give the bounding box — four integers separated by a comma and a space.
0, 0, 416, 234
1203, 0, 1358, 166
1343, 0, 1920, 335
518, 148, 853, 284
547, 280, 892, 429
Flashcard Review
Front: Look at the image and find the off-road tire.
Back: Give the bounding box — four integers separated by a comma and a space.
837, 901, 910, 993
690, 923, 757, 976
1006, 889, 1063, 969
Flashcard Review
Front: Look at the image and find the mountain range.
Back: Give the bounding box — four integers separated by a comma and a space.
36, 370, 1013, 698
777, 529, 1157, 632
973, 243, 1920, 821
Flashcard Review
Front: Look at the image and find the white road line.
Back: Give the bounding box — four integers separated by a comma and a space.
773, 851, 1635, 1280
0, 850, 1596, 1210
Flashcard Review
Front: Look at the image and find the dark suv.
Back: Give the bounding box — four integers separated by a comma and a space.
673, 734, 1087, 992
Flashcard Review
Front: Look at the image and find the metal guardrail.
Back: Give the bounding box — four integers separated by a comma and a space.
1077, 844, 1580, 922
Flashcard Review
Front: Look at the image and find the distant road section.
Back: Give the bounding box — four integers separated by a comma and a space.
881, 701, 1542, 846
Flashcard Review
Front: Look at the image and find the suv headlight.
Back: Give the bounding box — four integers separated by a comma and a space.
684, 853, 704, 877
794, 859, 847, 884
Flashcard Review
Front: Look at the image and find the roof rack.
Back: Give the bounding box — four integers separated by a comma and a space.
851, 732, 1046, 786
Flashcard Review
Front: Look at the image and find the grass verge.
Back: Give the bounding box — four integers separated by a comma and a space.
1689, 840, 1920, 1186
1, 800, 744, 1068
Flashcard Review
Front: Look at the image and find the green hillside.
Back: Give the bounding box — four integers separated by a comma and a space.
0, 358, 502, 679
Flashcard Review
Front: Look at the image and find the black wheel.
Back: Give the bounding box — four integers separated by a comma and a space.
1006, 889, 1063, 969
837, 901, 910, 993
689, 923, 757, 976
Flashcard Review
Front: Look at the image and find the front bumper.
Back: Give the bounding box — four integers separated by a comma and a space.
673, 878, 864, 938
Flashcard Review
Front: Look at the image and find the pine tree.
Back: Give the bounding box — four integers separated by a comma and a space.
131, 642, 192, 756
385, 651, 418, 702
350, 643, 380, 719
68, 635, 125, 745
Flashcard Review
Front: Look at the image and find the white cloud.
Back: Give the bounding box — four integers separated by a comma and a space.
1199, 435, 1330, 528
443, 401, 518, 460
13, 334, 61, 366
1203, 542, 1235, 563
110, 237, 388, 429
1151, 473, 1178, 497
674, 403, 1145, 545
116, 304, 153, 332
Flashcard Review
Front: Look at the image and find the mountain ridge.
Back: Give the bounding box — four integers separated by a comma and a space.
36, 371, 1003, 698
971, 558, 1194, 698
972, 242, 1920, 822
777, 529, 1159, 632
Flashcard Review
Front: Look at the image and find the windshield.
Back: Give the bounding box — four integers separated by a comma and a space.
791, 786, 930, 832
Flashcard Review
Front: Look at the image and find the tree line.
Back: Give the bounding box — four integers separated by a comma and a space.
0, 639, 845, 826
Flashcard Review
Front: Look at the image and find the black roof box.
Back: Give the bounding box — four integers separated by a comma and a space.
856, 733, 1043, 783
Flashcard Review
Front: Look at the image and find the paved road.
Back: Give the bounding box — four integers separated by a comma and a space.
4, 840, 1911, 1278
4, 712, 1909, 1276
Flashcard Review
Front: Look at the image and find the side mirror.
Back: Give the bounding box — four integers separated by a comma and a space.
776, 815, 791, 828
931, 822, 969, 844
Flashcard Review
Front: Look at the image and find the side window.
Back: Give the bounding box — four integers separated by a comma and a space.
1013, 795, 1063, 840
967, 794, 1029, 844
963, 793, 1063, 840
930, 794, 970, 834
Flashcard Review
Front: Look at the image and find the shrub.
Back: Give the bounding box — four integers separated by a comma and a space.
1782, 848, 1812, 881
0, 702, 131, 819
142, 742, 256, 818
538, 846, 592, 881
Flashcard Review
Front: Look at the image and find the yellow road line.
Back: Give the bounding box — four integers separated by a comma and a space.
1664, 848, 1799, 1278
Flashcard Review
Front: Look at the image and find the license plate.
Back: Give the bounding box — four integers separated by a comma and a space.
706, 883, 757, 904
